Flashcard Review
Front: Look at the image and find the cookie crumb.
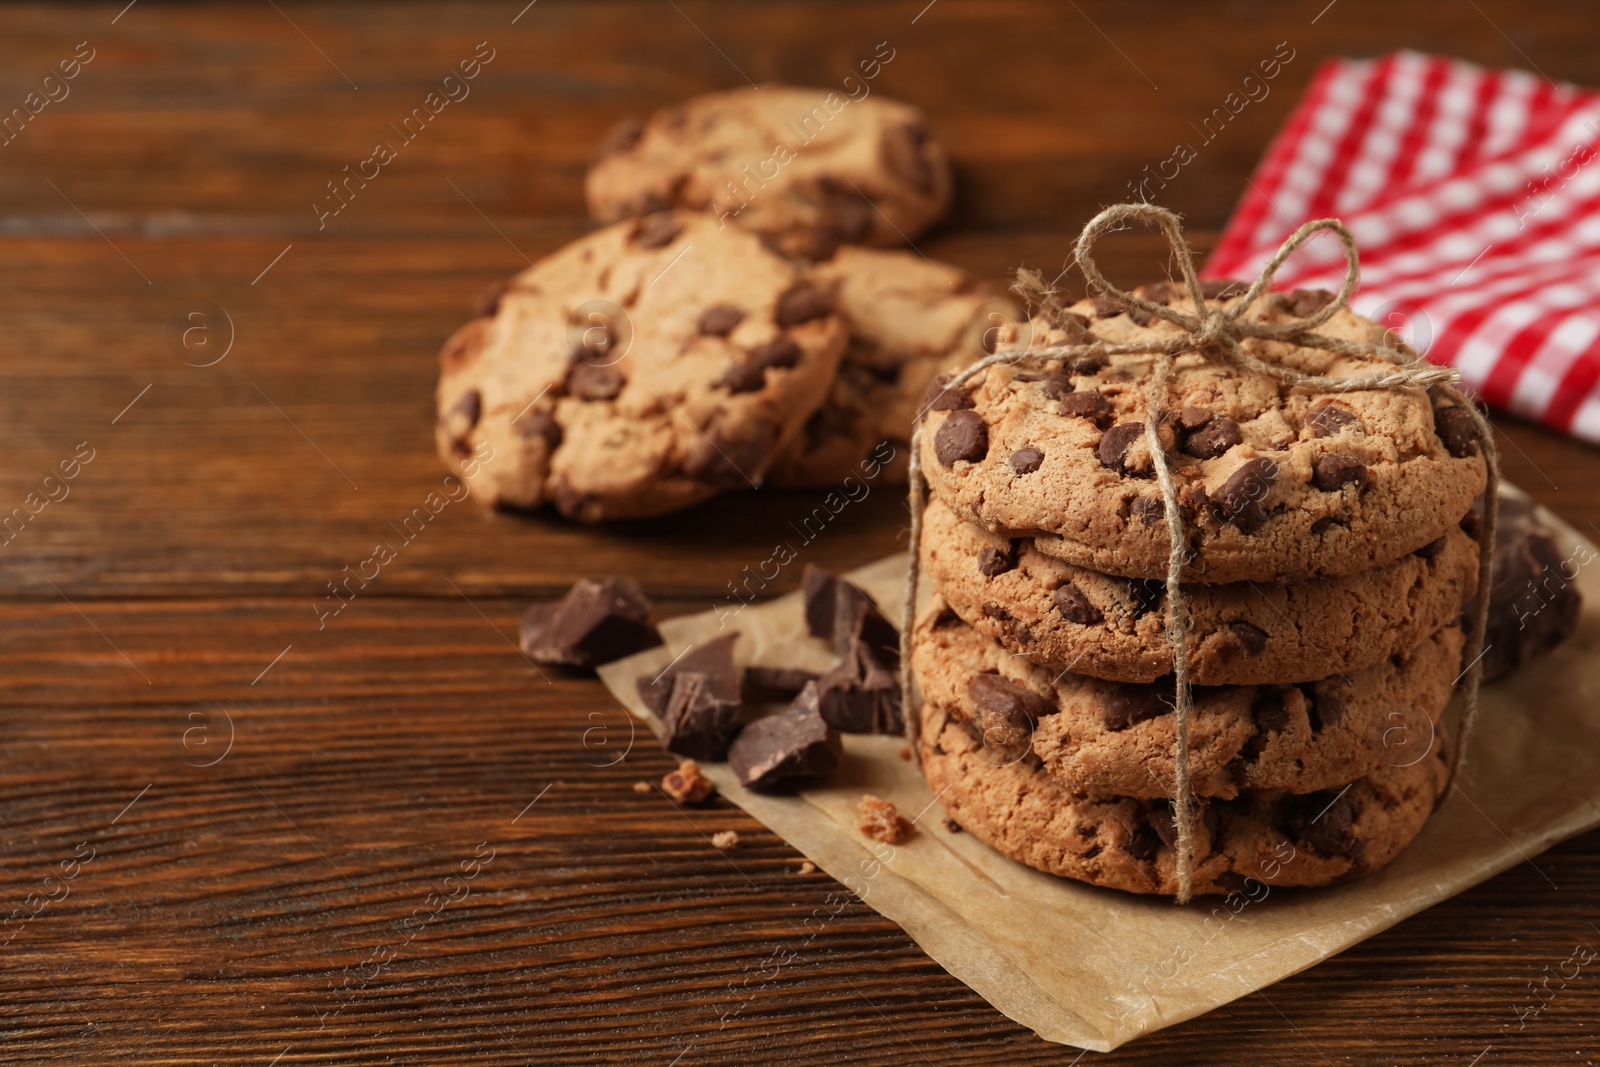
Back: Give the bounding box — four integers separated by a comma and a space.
631, 781, 651, 794
858, 794, 913, 844
662, 759, 716, 804
795, 860, 816, 875
898, 744, 912, 761
711, 830, 741, 850
943, 818, 963, 834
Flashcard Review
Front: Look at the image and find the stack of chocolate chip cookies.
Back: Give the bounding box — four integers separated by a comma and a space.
436, 85, 1019, 520
910, 282, 1493, 895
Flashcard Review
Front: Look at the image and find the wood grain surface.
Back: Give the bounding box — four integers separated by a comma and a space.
2, 2, 1598, 1063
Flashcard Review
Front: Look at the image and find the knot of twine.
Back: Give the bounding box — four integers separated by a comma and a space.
899, 202, 1500, 904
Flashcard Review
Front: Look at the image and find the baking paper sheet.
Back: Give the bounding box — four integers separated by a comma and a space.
596, 491, 1600, 1051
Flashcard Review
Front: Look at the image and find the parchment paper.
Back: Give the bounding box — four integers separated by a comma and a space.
597, 492, 1600, 1051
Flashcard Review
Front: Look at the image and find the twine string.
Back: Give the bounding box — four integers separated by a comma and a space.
901, 203, 1499, 904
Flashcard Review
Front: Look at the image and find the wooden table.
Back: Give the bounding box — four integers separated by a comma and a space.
2, 2, 1597, 1062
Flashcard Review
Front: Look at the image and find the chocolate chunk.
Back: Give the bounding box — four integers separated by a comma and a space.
476, 281, 509, 318
1198, 278, 1247, 300
443, 389, 482, 442
632, 213, 682, 249
714, 360, 766, 394
967, 672, 1054, 748
521, 577, 661, 670
682, 424, 773, 486
750, 336, 801, 369
1052, 582, 1103, 625
1413, 535, 1448, 560
1092, 292, 1125, 318
1060, 390, 1113, 428
934, 410, 989, 466
1252, 688, 1291, 734
1142, 282, 1174, 306
1212, 458, 1278, 533
1182, 416, 1242, 459
1097, 422, 1145, 473
515, 408, 562, 449
1065, 352, 1106, 375
1008, 447, 1044, 474
1103, 683, 1173, 731
661, 671, 742, 761
1282, 790, 1357, 856
1298, 683, 1346, 732
921, 373, 974, 414
728, 698, 844, 790
636, 632, 740, 717
598, 116, 644, 157
1312, 452, 1371, 492
1434, 406, 1480, 457
566, 361, 626, 401
1225, 620, 1269, 655
813, 644, 902, 735
1126, 578, 1165, 618
1123, 824, 1161, 861
1132, 495, 1167, 526
883, 121, 936, 194
977, 544, 1016, 577
802, 564, 839, 640
1305, 403, 1359, 438
1284, 288, 1336, 317
774, 283, 833, 326
698, 304, 745, 336
743, 665, 821, 701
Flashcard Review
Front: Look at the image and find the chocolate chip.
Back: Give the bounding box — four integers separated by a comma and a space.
921, 373, 975, 414
1132, 495, 1167, 526
977, 545, 1016, 577
1052, 583, 1103, 625
566, 361, 626, 401
1060, 390, 1113, 428
1212, 458, 1278, 533
1434, 406, 1480, 458
967, 672, 1054, 748
1198, 278, 1247, 300
1065, 352, 1106, 375
632, 213, 682, 249
1097, 421, 1145, 473
1282, 790, 1357, 856
698, 304, 745, 336
1182, 416, 1242, 459
661, 670, 742, 760
1414, 535, 1448, 560
1092, 293, 1125, 318
599, 116, 644, 157
1252, 688, 1291, 733
1312, 452, 1372, 492
636, 632, 740, 717
751, 336, 801, 369
1301, 684, 1345, 732
728, 697, 844, 790
1008, 447, 1044, 474
774, 283, 833, 326
714, 361, 766, 394
1142, 282, 1174, 305
883, 121, 937, 194
1126, 578, 1165, 618
520, 576, 661, 670
682, 425, 773, 486
1123, 824, 1161, 862
515, 408, 562, 449
1226, 620, 1269, 655
934, 410, 988, 466
1024, 372, 1073, 399
1305, 404, 1359, 437
744, 665, 821, 701
442, 389, 482, 442
1284, 288, 1336, 317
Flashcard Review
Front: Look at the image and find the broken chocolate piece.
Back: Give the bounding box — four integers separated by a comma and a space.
813, 643, 903, 735
802, 563, 840, 640
636, 632, 740, 717
743, 665, 822, 701
521, 577, 661, 670
728, 699, 843, 790
661, 671, 741, 761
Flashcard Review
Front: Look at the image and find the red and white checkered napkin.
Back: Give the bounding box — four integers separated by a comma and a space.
1205, 51, 1600, 443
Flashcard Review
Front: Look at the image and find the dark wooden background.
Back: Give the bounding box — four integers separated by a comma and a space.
2, 2, 1597, 1063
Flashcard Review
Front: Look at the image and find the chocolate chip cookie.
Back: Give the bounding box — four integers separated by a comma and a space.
436, 211, 846, 520
586, 86, 952, 260
913, 598, 1460, 800
918, 285, 1489, 582
920, 697, 1451, 896
766, 247, 1019, 487
920, 496, 1480, 685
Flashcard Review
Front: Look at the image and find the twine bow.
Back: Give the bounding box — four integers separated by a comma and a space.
900, 203, 1499, 904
